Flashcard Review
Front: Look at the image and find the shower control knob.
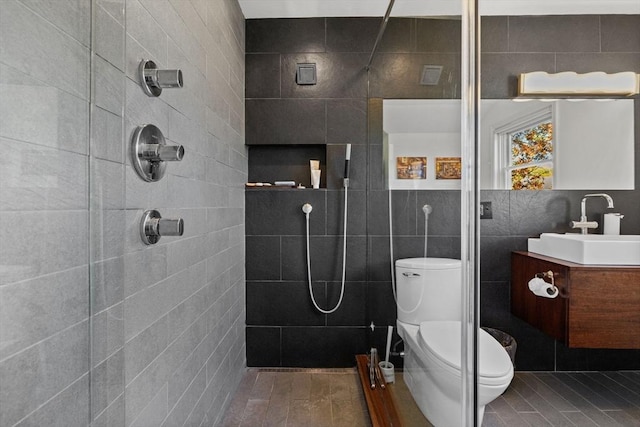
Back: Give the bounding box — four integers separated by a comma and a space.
140, 142, 185, 162
157, 218, 184, 237
132, 124, 185, 182
140, 210, 184, 245
139, 59, 184, 97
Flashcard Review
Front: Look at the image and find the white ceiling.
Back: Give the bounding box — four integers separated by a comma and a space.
239, 0, 640, 19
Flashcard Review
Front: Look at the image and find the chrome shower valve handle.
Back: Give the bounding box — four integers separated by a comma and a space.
140, 143, 184, 162
131, 124, 185, 182
139, 59, 184, 97
140, 210, 184, 245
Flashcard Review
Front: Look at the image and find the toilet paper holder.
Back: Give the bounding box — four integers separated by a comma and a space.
535, 270, 554, 280
533, 270, 559, 296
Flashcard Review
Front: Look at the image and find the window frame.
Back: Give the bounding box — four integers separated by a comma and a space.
492, 105, 555, 190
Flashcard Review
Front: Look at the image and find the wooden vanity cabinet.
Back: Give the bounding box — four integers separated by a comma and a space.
511, 251, 640, 349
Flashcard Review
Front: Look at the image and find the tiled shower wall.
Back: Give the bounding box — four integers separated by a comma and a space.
245, 16, 640, 370
0, 0, 246, 426
1, 2, 93, 425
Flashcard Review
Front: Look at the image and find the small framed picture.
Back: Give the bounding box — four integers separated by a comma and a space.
435, 157, 462, 180
396, 157, 427, 180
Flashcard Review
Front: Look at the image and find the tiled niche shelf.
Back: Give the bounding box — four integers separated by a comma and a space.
248, 145, 327, 189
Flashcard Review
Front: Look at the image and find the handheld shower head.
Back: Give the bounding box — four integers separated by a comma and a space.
421, 204, 433, 258
343, 143, 351, 188
302, 203, 313, 215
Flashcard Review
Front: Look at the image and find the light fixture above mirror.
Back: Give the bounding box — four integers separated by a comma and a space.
518, 71, 640, 97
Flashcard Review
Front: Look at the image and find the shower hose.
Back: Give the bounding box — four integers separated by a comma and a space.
304, 186, 348, 314
389, 191, 428, 314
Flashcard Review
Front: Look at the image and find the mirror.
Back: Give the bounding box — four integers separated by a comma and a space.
383, 99, 635, 190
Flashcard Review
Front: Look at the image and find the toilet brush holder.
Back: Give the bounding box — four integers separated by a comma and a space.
378, 361, 395, 383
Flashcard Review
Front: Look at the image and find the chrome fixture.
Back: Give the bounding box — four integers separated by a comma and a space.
140, 210, 184, 245
402, 271, 420, 277
343, 143, 351, 188
131, 124, 184, 182
365, 0, 395, 71
139, 59, 184, 97
570, 193, 614, 234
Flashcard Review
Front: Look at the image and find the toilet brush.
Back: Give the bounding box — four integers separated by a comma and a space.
385, 325, 393, 365
378, 325, 395, 384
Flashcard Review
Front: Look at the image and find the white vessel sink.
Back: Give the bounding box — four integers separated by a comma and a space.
527, 233, 640, 265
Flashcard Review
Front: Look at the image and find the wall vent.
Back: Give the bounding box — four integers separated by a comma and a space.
296, 63, 317, 85
420, 65, 443, 85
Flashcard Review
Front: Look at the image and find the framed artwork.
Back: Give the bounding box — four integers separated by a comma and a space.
435, 157, 462, 179
396, 157, 427, 179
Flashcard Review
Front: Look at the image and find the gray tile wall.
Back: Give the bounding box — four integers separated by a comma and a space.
0, 0, 246, 426
245, 16, 640, 370
0, 1, 92, 426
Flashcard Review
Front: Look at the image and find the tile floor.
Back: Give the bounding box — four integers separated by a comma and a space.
221, 369, 370, 427
221, 369, 640, 426
484, 371, 640, 427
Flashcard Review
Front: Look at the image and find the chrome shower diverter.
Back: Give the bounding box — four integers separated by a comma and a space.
131, 124, 184, 182
139, 59, 183, 97
140, 210, 184, 245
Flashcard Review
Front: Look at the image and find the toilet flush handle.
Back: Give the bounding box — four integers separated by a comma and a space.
402, 272, 421, 277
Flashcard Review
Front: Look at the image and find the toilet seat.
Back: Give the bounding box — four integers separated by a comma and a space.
418, 321, 513, 387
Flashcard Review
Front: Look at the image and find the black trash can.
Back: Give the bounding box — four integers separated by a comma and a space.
482, 327, 517, 368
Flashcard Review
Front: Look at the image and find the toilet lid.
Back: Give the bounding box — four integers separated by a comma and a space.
418, 321, 513, 380
396, 258, 461, 270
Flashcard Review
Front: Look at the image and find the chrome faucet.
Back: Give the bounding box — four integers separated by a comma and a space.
570, 193, 614, 234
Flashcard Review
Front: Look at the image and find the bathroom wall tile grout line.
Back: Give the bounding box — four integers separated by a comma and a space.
0, 317, 89, 365
10, 372, 91, 427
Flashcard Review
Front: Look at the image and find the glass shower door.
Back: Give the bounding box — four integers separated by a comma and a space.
0, 1, 128, 425
0, 1, 94, 425
367, 0, 481, 423
89, 0, 126, 425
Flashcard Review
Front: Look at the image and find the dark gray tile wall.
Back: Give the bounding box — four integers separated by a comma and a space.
245, 16, 640, 370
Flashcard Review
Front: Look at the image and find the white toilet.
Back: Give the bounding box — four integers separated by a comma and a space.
396, 258, 514, 427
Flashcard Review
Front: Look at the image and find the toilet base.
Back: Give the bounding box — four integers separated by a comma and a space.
397, 321, 512, 427
404, 345, 486, 427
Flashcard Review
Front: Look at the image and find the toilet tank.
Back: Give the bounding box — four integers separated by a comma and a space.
396, 258, 462, 325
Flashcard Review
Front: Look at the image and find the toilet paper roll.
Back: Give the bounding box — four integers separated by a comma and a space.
528, 277, 558, 298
